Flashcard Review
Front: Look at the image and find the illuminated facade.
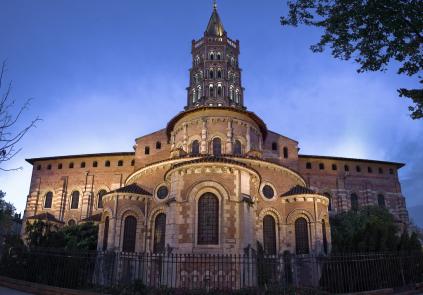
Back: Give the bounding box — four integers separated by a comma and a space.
22, 5, 408, 255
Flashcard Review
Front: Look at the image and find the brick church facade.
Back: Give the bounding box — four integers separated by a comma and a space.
22, 4, 409, 256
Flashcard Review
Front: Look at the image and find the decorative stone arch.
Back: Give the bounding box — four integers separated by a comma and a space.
286, 208, 314, 225
286, 208, 315, 254
317, 210, 329, 223
148, 206, 167, 252
97, 208, 113, 251
208, 132, 227, 154
101, 207, 113, 221
258, 207, 282, 224
148, 206, 166, 231
188, 135, 202, 154
257, 207, 282, 254
187, 181, 230, 203
188, 181, 228, 249
116, 205, 145, 252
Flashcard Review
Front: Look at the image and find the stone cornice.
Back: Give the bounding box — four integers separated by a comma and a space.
164, 159, 261, 183
282, 194, 329, 206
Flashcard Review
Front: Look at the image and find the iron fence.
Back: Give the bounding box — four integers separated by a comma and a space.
0, 249, 422, 294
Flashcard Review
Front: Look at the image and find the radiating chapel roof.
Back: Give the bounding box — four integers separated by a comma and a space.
281, 185, 317, 197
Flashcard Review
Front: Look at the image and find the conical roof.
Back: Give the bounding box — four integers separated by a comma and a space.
205, 4, 225, 36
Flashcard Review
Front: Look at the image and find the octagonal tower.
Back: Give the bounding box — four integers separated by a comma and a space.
186, 3, 244, 109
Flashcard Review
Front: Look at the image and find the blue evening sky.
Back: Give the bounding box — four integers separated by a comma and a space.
0, 0, 422, 225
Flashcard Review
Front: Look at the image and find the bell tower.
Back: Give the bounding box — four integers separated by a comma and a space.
186, 2, 245, 110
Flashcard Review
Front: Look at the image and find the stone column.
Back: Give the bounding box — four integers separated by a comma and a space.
246, 125, 251, 153
182, 123, 188, 151
200, 119, 208, 154
226, 119, 233, 154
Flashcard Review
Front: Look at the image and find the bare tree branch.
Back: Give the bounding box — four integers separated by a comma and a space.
0, 60, 41, 171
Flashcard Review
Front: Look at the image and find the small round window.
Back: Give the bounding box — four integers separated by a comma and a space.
156, 186, 169, 200
262, 185, 275, 199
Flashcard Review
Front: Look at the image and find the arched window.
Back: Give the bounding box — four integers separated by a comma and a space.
118, 160, 123, 167
209, 69, 214, 79
212, 137, 222, 156
234, 140, 242, 155
153, 213, 166, 253
69, 162, 74, 169
210, 52, 214, 60
70, 191, 79, 209
93, 161, 98, 168
235, 89, 240, 103
319, 163, 325, 170
122, 216, 137, 252
192, 90, 196, 103
229, 87, 234, 101
68, 219, 76, 226
209, 84, 214, 97
378, 194, 385, 208
271, 142, 278, 151
198, 193, 219, 245
197, 86, 202, 101
263, 215, 277, 255
322, 220, 328, 254
217, 69, 222, 78
103, 216, 109, 251
80, 162, 86, 168
217, 52, 221, 60
145, 146, 150, 155
58, 163, 63, 169
44, 192, 53, 209
191, 140, 200, 155
156, 141, 161, 149
105, 160, 110, 167
97, 189, 107, 209
217, 84, 222, 96
323, 192, 332, 211
295, 218, 309, 254
351, 193, 358, 211
283, 147, 288, 159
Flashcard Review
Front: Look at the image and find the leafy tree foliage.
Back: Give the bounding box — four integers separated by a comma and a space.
330, 206, 422, 253
25, 220, 98, 251
0, 190, 16, 234
281, 0, 423, 119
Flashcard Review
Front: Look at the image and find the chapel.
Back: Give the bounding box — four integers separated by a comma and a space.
22, 4, 409, 256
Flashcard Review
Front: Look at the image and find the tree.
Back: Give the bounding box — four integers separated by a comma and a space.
330, 206, 422, 253
281, 0, 423, 119
0, 61, 40, 171
0, 190, 15, 235
25, 220, 98, 251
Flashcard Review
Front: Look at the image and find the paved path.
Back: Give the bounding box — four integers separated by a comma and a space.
0, 286, 33, 295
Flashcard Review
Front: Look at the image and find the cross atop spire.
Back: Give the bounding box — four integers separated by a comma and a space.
213, 0, 217, 10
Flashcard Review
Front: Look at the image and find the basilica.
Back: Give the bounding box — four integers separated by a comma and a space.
22, 4, 409, 256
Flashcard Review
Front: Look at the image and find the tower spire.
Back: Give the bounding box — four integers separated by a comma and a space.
213, 0, 217, 9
